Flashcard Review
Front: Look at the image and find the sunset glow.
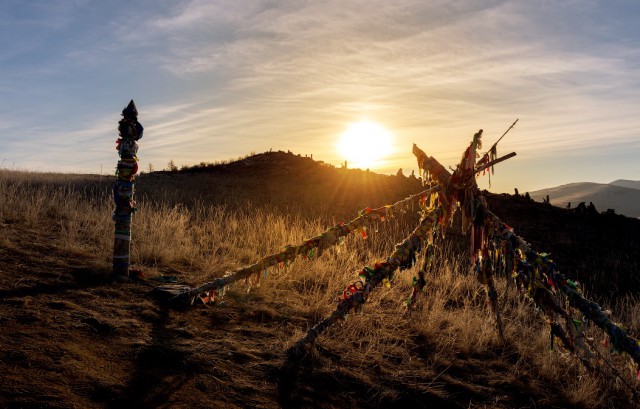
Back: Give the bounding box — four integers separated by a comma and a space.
337, 122, 394, 170
0, 2, 638, 192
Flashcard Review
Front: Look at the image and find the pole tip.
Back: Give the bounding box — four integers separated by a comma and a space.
122, 100, 138, 118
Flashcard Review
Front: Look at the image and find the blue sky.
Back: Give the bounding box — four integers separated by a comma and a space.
1, 0, 639, 193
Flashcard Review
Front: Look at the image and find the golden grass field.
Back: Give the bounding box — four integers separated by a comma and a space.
1, 155, 639, 408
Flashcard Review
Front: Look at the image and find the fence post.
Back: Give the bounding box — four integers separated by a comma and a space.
112, 100, 143, 281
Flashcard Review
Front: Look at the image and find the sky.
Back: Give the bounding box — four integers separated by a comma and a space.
0, 0, 639, 193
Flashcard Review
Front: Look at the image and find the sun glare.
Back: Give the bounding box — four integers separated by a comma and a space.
337, 121, 394, 169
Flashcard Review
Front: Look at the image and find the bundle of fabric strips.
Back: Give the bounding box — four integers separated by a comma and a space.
112, 100, 143, 280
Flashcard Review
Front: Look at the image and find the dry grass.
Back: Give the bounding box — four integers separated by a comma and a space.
1, 168, 639, 408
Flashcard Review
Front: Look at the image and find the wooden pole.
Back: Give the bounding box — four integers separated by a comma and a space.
487, 119, 518, 154
112, 100, 143, 281
475, 152, 516, 174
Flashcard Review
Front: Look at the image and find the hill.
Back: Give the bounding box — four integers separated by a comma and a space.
146, 150, 425, 221
161, 151, 640, 298
528, 182, 640, 218
610, 179, 640, 190
1, 152, 639, 408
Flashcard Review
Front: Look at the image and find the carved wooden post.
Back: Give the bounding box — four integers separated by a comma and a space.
112, 100, 143, 280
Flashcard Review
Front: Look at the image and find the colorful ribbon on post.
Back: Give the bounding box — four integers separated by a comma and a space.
112, 100, 143, 279
415, 131, 640, 378
289, 208, 440, 354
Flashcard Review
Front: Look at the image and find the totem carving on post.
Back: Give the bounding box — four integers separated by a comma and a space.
112, 100, 143, 281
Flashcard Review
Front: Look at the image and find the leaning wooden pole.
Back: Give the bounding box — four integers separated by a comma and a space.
112, 100, 143, 281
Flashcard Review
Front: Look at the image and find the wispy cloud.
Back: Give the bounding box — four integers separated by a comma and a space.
0, 0, 638, 191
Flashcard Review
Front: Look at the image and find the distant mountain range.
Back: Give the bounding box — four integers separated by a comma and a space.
529, 179, 640, 218
610, 179, 640, 189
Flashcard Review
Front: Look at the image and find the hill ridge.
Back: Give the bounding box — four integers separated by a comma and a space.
610, 179, 640, 189
529, 181, 640, 218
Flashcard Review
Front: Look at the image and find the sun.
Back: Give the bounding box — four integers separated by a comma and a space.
337, 121, 394, 169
